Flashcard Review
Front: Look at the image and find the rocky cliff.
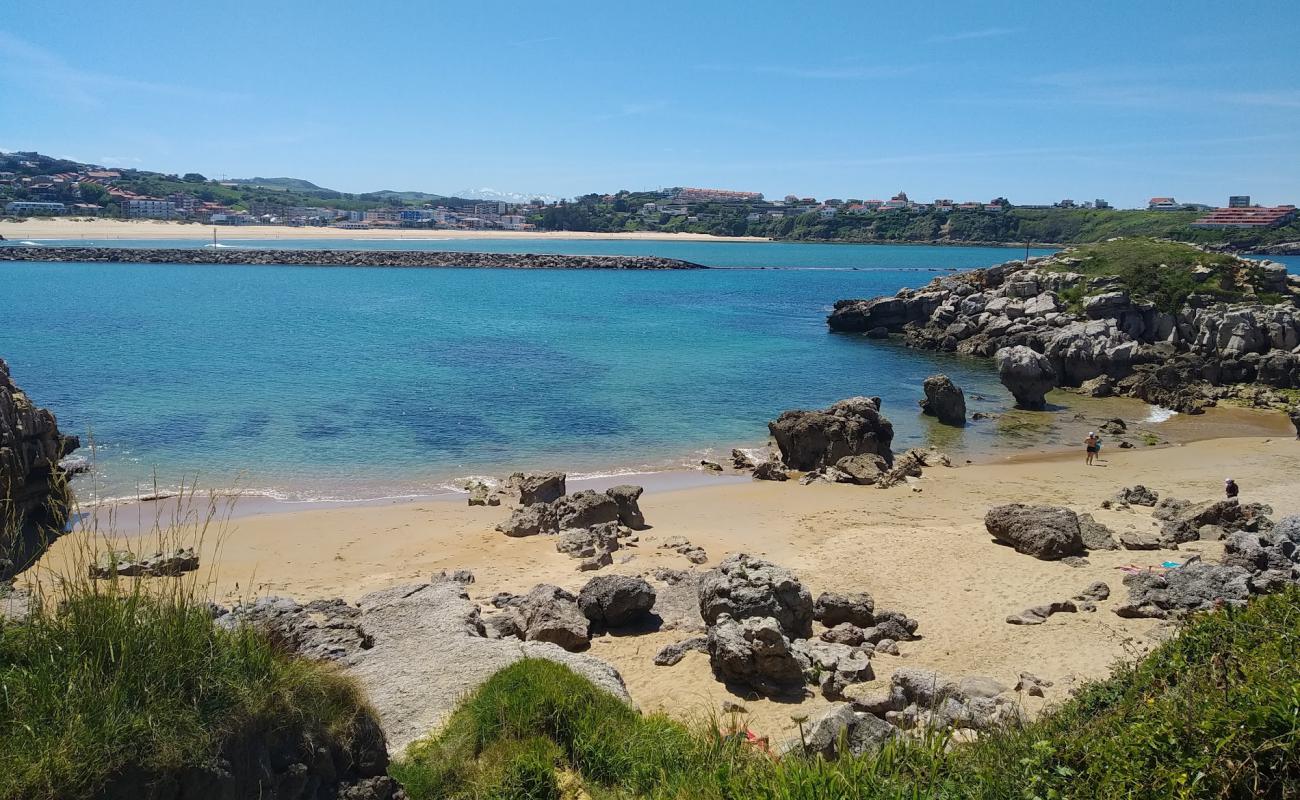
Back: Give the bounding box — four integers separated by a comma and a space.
0, 246, 704, 270
1, 358, 78, 579
828, 240, 1300, 413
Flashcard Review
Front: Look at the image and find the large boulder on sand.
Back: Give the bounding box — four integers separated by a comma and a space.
995, 346, 1058, 409
496, 503, 558, 537
768, 396, 894, 471
1114, 557, 1252, 619
513, 471, 566, 506
706, 614, 807, 696
984, 504, 1086, 560
918, 374, 966, 426
554, 490, 621, 530
577, 574, 656, 628
698, 553, 814, 639
604, 485, 647, 529
516, 584, 591, 650
813, 591, 875, 628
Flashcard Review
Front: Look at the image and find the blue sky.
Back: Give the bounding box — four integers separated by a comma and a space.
2, 1, 1298, 207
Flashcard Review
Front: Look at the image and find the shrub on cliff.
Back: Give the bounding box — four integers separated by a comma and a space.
0, 579, 379, 800
394, 588, 1300, 799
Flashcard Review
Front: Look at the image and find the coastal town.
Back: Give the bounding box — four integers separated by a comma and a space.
2, 151, 1295, 235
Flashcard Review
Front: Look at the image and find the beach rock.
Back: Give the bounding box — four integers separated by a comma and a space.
646, 568, 706, 632
1078, 513, 1119, 550
995, 346, 1058, 409
554, 490, 621, 530
604, 485, 647, 529
1222, 514, 1300, 589
653, 636, 708, 666
768, 396, 894, 471
516, 584, 591, 651
579, 551, 613, 571
1119, 530, 1166, 550
215, 597, 373, 663
555, 522, 621, 559
706, 613, 808, 697
1158, 498, 1274, 545
873, 638, 900, 655
89, 548, 200, 579
813, 591, 875, 628
1114, 557, 1253, 619
496, 502, 559, 537
1, 580, 33, 623
834, 453, 888, 485
1115, 485, 1159, 506
870, 609, 922, 641
1290, 406, 1300, 438
700, 459, 724, 472
658, 536, 708, 565
577, 574, 655, 628
1015, 672, 1052, 697
1074, 581, 1111, 601
751, 460, 789, 482
731, 449, 756, 470
792, 638, 875, 699
918, 374, 966, 426
513, 471, 566, 506
0, 358, 79, 580
983, 504, 1085, 560
698, 553, 814, 639
782, 703, 898, 759
821, 622, 868, 646
1006, 600, 1077, 625
881, 668, 1020, 732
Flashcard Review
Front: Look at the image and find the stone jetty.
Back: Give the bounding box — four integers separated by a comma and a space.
0, 245, 705, 270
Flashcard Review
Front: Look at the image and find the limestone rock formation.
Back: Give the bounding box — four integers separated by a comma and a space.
1, 358, 80, 580
605, 484, 647, 529
705, 613, 808, 696
89, 548, 200, 579
1114, 557, 1252, 619
813, 591, 875, 628
995, 346, 1058, 409
698, 553, 814, 639
984, 504, 1086, 560
512, 471, 566, 506
768, 396, 894, 471
577, 574, 655, 628
918, 374, 966, 425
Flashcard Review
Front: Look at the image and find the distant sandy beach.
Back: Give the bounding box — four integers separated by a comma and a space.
37, 427, 1300, 743
1, 218, 771, 243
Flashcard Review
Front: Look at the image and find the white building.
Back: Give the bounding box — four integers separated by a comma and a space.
125, 199, 179, 219
5, 201, 65, 215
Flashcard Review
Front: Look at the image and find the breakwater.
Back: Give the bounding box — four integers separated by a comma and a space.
0, 246, 705, 270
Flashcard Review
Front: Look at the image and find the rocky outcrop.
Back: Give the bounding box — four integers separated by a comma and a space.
768, 397, 894, 471
1115, 485, 1159, 506
653, 636, 708, 666
1, 358, 79, 580
813, 591, 875, 628
995, 346, 1057, 409
0, 246, 705, 270
827, 245, 1300, 414
851, 668, 1020, 734
512, 471, 566, 506
782, 703, 897, 759
1114, 558, 1253, 619
698, 553, 814, 639
918, 374, 966, 425
706, 613, 808, 696
984, 504, 1086, 560
751, 460, 789, 481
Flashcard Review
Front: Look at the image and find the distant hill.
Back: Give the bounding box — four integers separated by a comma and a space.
226, 177, 338, 194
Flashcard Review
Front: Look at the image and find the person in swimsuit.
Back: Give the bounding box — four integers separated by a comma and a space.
1085, 431, 1099, 466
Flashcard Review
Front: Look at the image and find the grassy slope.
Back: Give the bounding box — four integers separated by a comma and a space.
393, 588, 1300, 800
1046, 238, 1278, 314
0, 582, 371, 800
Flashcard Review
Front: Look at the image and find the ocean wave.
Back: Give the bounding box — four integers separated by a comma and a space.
1145, 406, 1177, 424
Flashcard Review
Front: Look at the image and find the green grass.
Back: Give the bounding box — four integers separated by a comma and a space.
1045, 238, 1261, 313
394, 588, 1300, 799
0, 565, 373, 799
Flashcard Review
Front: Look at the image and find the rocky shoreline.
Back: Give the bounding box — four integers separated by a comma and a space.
828, 242, 1300, 416
0, 245, 705, 270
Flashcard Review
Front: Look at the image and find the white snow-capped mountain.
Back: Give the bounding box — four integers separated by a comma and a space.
453, 187, 562, 204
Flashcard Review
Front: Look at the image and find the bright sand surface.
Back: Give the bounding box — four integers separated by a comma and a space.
38, 432, 1300, 743
2, 217, 770, 242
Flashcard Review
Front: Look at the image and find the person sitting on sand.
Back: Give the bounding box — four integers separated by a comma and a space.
1225, 478, 1239, 499
1085, 432, 1099, 465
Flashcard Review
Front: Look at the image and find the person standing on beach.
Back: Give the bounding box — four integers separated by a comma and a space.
1085, 432, 1099, 466
1225, 478, 1239, 499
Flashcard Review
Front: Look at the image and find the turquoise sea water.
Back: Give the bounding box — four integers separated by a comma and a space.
2, 240, 1295, 501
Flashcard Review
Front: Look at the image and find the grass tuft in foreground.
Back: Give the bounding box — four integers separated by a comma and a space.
0, 490, 377, 800
394, 588, 1300, 799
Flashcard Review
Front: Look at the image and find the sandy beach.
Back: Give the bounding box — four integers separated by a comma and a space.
1, 218, 771, 243
37, 427, 1300, 743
